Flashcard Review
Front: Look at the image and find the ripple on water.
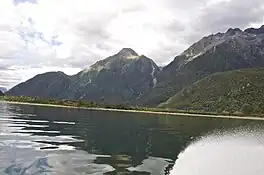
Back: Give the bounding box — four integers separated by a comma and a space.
170, 128, 264, 175
0, 147, 115, 175
0, 107, 113, 174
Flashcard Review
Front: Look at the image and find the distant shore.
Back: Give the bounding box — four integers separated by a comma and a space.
1, 100, 264, 121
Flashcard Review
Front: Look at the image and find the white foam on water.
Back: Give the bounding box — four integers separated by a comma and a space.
127, 156, 173, 175
57, 145, 76, 150
169, 128, 264, 175
26, 119, 49, 123
18, 130, 60, 133
6, 123, 49, 128
0, 133, 31, 137
0, 118, 49, 123
0, 118, 31, 122
53, 121, 75, 125
54, 135, 83, 142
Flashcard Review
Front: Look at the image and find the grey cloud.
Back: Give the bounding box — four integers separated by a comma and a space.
161, 0, 264, 53
61, 53, 102, 69
76, 23, 110, 41
0, 81, 15, 87
182, 32, 208, 46
162, 0, 208, 9
74, 11, 120, 42
148, 44, 186, 65
0, 71, 21, 88
121, 4, 147, 13
3, 0, 264, 82
192, 0, 264, 38
0, 56, 14, 60
0, 73, 21, 81
142, 18, 186, 36
163, 21, 186, 33
0, 65, 12, 71
144, 0, 264, 64
66, 13, 120, 68
13, 0, 37, 5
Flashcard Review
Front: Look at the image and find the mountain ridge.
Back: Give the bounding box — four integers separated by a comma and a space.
7, 48, 160, 105
138, 25, 264, 106
159, 68, 264, 114
6, 25, 264, 107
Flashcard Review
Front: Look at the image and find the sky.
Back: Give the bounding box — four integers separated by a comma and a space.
0, 0, 264, 89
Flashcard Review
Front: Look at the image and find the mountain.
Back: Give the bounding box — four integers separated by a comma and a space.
72, 48, 160, 104
159, 68, 264, 114
6, 25, 264, 107
0, 90, 4, 96
0, 87, 7, 93
6, 71, 73, 99
139, 25, 264, 106
244, 25, 264, 35
7, 48, 160, 104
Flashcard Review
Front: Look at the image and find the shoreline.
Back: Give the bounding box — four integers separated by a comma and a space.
1, 100, 264, 121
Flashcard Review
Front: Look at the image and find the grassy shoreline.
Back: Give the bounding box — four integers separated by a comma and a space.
1, 97, 264, 121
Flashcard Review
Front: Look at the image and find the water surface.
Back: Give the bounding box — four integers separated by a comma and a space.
0, 101, 264, 174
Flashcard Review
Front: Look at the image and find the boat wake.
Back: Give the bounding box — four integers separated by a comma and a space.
170, 128, 264, 175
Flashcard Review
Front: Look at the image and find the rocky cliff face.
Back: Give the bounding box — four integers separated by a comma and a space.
7, 48, 160, 104
139, 25, 264, 106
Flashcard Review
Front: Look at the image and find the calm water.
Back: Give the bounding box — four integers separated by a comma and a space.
0, 101, 264, 175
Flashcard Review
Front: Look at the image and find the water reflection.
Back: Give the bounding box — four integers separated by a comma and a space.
1, 101, 264, 174
4, 157, 52, 175
0, 102, 116, 174
128, 157, 174, 175
1, 146, 115, 174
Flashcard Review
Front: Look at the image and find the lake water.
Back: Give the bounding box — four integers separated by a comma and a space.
1, 101, 264, 175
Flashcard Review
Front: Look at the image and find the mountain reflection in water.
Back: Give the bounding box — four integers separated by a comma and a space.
1, 101, 264, 174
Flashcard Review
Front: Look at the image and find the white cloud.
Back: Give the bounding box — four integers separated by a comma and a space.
0, 0, 264, 89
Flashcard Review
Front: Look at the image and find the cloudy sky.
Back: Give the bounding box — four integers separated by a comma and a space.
0, 0, 264, 89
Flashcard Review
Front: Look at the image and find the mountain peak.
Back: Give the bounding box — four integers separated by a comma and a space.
226, 28, 242, 35
0, 87, 7, 93
118, 48, 138, 57
244, 25, 264, 35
